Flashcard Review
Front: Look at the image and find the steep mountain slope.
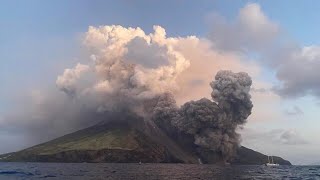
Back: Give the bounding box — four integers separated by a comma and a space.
0, 116, 291, 165
0, 121, 182, 163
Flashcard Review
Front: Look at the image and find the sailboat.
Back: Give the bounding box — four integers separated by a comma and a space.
266, 156, 280, 167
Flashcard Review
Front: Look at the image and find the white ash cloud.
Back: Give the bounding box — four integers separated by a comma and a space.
56, 63, 92, 97
57, 25, 190, 113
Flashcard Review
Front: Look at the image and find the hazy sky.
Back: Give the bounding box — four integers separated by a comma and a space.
1, 0, 320, 165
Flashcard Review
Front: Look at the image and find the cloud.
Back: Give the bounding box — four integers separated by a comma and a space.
240, 127, 310, 164
273, 46, 320, 98
56, 63, 92, 97
0, 89, 104, 147
280, 129, 308, 145
124, 37, 170, 68
251, 87, 269, 93
285, 105, 304, 116
208, 3, 320, 101
241, 128, 308, 146
172, 37, 260, 105
208, 3, 279, 52
0, 116, 4, 129
246, 81, 285, 123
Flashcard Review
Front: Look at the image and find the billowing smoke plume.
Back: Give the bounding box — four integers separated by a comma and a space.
54, 25, 253, 162
0, 25, 253, 161
153, 70, 253, 161
0, 16, 267, 158
56, 25, 190, 114
211, 70, 253, 125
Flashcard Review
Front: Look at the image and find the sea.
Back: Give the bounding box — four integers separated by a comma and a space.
0, 162, 319, 180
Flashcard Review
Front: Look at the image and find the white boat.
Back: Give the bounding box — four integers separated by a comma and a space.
266, 156, 279, 167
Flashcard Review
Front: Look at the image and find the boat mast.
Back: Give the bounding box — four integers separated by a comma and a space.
271, 156, 274, 164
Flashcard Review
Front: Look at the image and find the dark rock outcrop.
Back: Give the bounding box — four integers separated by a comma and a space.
232, 146, 291, 165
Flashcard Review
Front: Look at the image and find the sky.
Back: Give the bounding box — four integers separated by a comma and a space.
1, 0, 320, 165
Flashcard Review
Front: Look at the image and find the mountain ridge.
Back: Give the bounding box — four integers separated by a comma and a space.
0, 115, 291, 165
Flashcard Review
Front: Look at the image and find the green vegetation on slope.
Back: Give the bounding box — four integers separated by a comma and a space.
1, 121, 181, 163
25, 128, 139, 155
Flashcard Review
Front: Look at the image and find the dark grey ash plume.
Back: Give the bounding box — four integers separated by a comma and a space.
211, 70, 253, 125
152, 70, 253, 162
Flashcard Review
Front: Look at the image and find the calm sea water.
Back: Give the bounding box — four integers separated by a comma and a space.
0, 162, 319, 180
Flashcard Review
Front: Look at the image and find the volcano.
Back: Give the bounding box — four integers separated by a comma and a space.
0, 112, 291, 165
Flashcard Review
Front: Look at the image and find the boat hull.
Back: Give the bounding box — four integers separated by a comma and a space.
266, 163, 280, 167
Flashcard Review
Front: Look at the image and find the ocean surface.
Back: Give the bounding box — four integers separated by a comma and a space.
0, 163, 319, 180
